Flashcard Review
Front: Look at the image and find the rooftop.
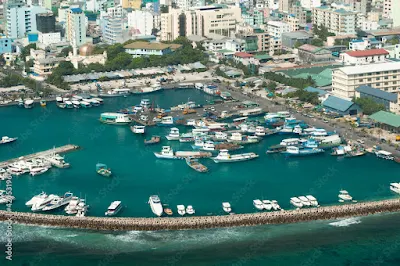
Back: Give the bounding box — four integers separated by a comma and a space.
356, 85, 397, 102
281, 31, 313, 39
234, 52, 254, 58
322, 95, 355, 112
298, 44, 331, 54
124, 42, 181, 51
369, 111, 400, 128
345, 49, 389, 57
334, 62, 400, 75
304, 86, 328, 96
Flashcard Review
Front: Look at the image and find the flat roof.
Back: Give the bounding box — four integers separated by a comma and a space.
124, 42, 178, 50
234, 52, 254, 58
334, 62, 400, 75
370, 111, 400, 128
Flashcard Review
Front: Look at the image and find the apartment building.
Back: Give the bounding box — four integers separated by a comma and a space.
102, 17, 123, 44
283, 14, 300, 32
6, 4, 47, 39
312, 6, 358, 35
332, 62, 400, 98
340, 49, 389, 65
128, 10, 158, 36
383, 0, 391, 19
34, 57, 65, 77
65, 7, 87, 48
289, 5, 307, 25
300, 0, 321, 9
267, 21, 290, 39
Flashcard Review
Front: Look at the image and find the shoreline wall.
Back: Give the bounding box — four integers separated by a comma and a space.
1, 199, 400, 231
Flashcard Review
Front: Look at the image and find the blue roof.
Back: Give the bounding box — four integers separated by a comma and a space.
356, 85, 397, 102
322, 96, 354, 112
304, 86, 328, 96
70, 7, 82, 13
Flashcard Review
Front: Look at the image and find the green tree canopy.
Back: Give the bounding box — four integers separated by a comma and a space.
354, 97, 386, 115
20, 43, 37, 62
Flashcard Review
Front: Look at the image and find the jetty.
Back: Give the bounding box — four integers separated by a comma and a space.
0, 144, 80, 168
1, 199, 400, 231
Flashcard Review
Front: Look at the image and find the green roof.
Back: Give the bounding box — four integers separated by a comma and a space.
254, 54, 272, 60
369, 111, 400, 128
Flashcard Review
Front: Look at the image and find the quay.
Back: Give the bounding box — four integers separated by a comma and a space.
0, 144, 80, 168
1, 199, 400, 231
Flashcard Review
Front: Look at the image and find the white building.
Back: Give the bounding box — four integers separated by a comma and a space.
383, 0, 392, 19
393, 0, 400, 28
6, 5, 47, 38
38, 32, 61, 46
102, 17, 124, 44
127, 10, 156, 36
332, 62, 400, 98
361, 21, 379, 31
349, 38, 382, 51
340, 49, 389, 65
267, 20, 290, 39
312, 6, 358, 35
300, 0, 321, 9
65, 7, 87, 48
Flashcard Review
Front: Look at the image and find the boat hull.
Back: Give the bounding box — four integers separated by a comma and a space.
213, 156, 258, 163
99, 119, 131, 125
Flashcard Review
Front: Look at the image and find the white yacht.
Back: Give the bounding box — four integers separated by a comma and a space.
105, 201, 122, 216
41, 192, 74, 211
99, 113, 131, 125
338, 190, 353, 202
24, 99, 34, 109
271, 200, 281, 211
29, 167, 49, 176
0, 136, 18, 145
280, 138, 301, 146
305, 195, 319, 207
222, 202, 232, 213
76, 201, 89, 217
186, 119, 196, 126
262, 200, 272, 211
177, 205, 186, 216
298, 196, 311, 207
140, 99, 151, 109
31, 194, 59, 211
253, 199, 264, 210
255, 126, 266, 137
213, 132, 228, 140
149, 195, 163, 217
292, 125, 302, 134
0, 190, 15, 204
154, 146, 176, 159
159, 116, 174, 126
375, 150, 394, 160
186, 205, 195, 215
290, 197, 303, 208
166, 128, 180, 140
45, 153, 70, 168
390, 183, 400, 194
131, 125, 146, 134
25, 192, 47, 207
65, 197, 81, 214
213, 150, 258, 163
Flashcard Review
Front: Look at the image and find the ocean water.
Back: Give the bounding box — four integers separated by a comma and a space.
1, 89, 400, 265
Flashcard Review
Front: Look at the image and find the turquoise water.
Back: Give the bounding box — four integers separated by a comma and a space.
1, 89, 400, 265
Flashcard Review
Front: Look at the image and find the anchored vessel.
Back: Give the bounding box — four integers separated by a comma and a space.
282, 146, 324, 157
375, 150, 394, 160
222, 202, 232, 213
96, 163, 112, 177
154, 146, 212, 159
144, 136, 160, 145
0, 136, 17, 145
41, 192, 74, 211
390, 183, 400, 194
212, 150, 259, 163
186, 158, 208, 173
105, 201, 122, 216
99, 113, 131, 125
166, 128, 180, 140
130, 125, 146, 134
177, 205, 186, 216
26, 192, 48, 207
149, 195, 163, 217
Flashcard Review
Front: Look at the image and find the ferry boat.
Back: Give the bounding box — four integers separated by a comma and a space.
290, 197, 303, 208
96, 163, 112, 177
25, 192, 47, 207
40, 100, 46, 107
41, 192, 74, 211
338, 190, 353, 202
177, 205, 186, 216
149, 195, 163, 217
282, 146, 324, 157
166, 128, 180, 140
31, 194, 59, 211
262, 200, 272, 211
144, 135, 160, 145
105, 201, 122, 216
29, 166, 49, 176
0, 136, 17, 145
253, 199, 264, 210
24, 99, 34, 109
375, 150, 394, 160
158, 116, 174, 126
186, 158, 208, 173
212, 150, 259, 163
99, 113, 131, 125
186, 205, 195, 215
222, 202, 232, 213
390, 183, 400, 194
305, 195, 319, 207
100, 88, 131, 97
130, 125, 146, 134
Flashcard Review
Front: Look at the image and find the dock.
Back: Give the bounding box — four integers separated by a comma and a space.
0, 144, 80, 168
1, 198, 400, 231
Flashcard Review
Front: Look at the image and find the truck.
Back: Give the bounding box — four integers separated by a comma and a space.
183, 109, 196, 115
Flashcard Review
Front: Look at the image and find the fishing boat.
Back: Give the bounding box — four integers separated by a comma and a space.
179, 136, 194, 143
40, 100, 46, 107
130, 125, 146, 134
186, 205, 195, 215
290, 197, 303, 208
0, 136, 17, 145
41, 192, 74, 211
186, 158, 208, 173
105, 201, 122, 216
144, 135, 160, 145
99, 113, 131, 125
96, 163, 112, 177
375, 150, 394, 160
193, 141, 243, 152
331, 145, 352, 156
212, 132, 228, 141
227, 133, 259, 145
266, 145, 286, 154
154, 146, 176, 159
165, 127, 180, 140
255, 126, 266, 137
344, 149, 367, 158
282, 146, 324, 157
222, 202, 232, 213
177, 205, 186, 216
213, 150, 258, 163
390, 183, 400, 194
149, 195, 163, 217
253, 199, 264, 210
25, 192, 47, 207
24, 99, 34, 109
338, 190, 354, 202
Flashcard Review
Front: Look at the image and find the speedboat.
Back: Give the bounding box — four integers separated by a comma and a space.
213, 150, 258, 163
96, 163, 112, 177
305, 195, 319, 207
41, 192, 74, 211
26, 192, 48, 207
290, 197, 303, 208
105, 201, 122, 216
222, 202, 232, 213
149, 195, 163, 217
29, 167, 49, 176
262, 200, 272, 211
253, 199, 264, 210
390, 183, 400, 194
130, 125, 145, 134
186, 205, 195, 215
271, 200, 281, 211
0, 136, 17, 145
65, 197, 81, 214
24, 99, 34, 109
177, 205, 186, 216
338, 190, 353, 202
165, 128, 180, 141
31, 194, 59, 211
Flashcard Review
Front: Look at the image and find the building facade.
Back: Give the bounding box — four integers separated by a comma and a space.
38, 32, 61, 46
36, 13, 56, 33
127, 10, 157, 36
267, 20, 290, 39
312, 6, 358, 35
340, 49, 389, 65
6, 5, 47, 38
34, 57, 64, 77
66, 7, 87, 48
102, 17, 123, 44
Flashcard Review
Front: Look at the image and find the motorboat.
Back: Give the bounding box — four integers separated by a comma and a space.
278, 126, 293, 134
290, 197, 303, 208
26, 192, 47, 207
99, 113, 131, 125
186, 158, 208, 173
158, 116, 174, 126
390, 183, 400, 194
375, 150, 394, 160
213, 132, 228, 141
140, 99, 151, 109
24, 99, 34, 109
105, 201, 122, 216
305, 195, 319, 207
96, 163, 112, 177
71, 100, 81, 108
253, 199, 264, 210
271, 200, 281, 211
164, 208, 173, 216
255, 126, 266, 137
65, 196, 81, 214
154, 146, 176, 159
144, 135, 160, 145
177, 205, 186, 216
186, 205, 195, 215
130, 125, 146, 134
41, 192, 74, 211
213, 150, 258, 163
65, 100, 74, 108
279, 138, 301, 146
45, 153, 70, 168
222, 202, 232, 213
262, 200, 272, 211
76, 200, 89, 217
29, 167, 49, 176
149, 195, 163, 217
298, 196, 311, 207
338, 190, 353, 202
40, 100, 46, 107
31, 194, 59, 211
166, 128, 180, 141
282, 146, 324, 157
0, 136, 17, 145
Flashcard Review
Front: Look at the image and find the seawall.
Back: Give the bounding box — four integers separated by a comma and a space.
1, 199, 400, 231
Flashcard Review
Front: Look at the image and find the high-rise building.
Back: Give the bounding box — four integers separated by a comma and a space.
6, 4, 47, 38
65, 7, 87, 48
128, 10, 158, 36
312, 6, 359, 36
36, 13, 55, 33
279, 0, 295, 12
393, 0, 400, 27
102, 17, 123, 44
121, 0, 141, 9
383, 0, 392, 19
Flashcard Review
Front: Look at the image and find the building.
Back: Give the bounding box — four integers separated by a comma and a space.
349, 38, 382, 51
267, 21, 290, 39
332, 62, 400, 98
6, 5, 47, 39
281, 31, 313, 48
289, 5, 307, 25
393, 0, 400, 28
312, 6, 358, 36
383, 0, 392, 19
38, 32, 61, 46
233, 52, 256, 66
297, 44, 334, 63
36, 13, 56, 34
279, 0, 295, 12
304, 86, 329, 101
121, 0, 141, 9
0, 36, 13, 54
355, 85, 399, 113
102, 17, 124, 44
369, 111, 400, 133
33, 57, 65, 77
66, 7, 87, 48
123, 42, 181, 57
127, 10, 157, 36
283, 14, 300, 32
300, 0, 321, 9
322, 95, 360, 116
340, 49, 389, 65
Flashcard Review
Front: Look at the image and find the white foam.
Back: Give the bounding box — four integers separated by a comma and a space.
329, 217, 361, 227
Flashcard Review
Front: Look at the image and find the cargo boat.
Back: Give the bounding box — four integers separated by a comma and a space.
185, 158, 208, 173
154, 146, 212, 159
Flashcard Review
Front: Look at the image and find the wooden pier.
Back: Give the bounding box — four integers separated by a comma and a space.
0, 144, 80, 168
1, 198, 400, 231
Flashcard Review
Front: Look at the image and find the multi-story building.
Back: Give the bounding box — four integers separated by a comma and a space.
289, 4, 307, 25
102, 17, 123, 44
6, 4, 47, 39
123, 41, 181, 57
300, 0, 321, 9
128, 10, 157, 36
36, 13, 56, 34
340, 49, 389, 65
279, 0, 295, 12
393, 0, 400, 28
65, 7, 87, 48
312, 6, 358, 36
383, 0, 392, 19
121, 0, 141, 9
267, 21, 290, 39
332, 62, 400, 98
38, 32, 61, 46
0, 35, 13, 54
349, 38, 382, 51
33, 57, 65, 77
283, 14, 300, 32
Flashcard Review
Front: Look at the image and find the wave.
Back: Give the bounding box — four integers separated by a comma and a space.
329, 217, 361, 227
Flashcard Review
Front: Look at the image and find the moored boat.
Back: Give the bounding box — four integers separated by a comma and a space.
390, 183, 400, 194
212, 150, 259, 163
41, 192, 74, 211
144, 135, 160, 145
149, 195, 163, 217
99, 113, 131, 125
290, 197, 303, 208
186, 205, 195, 215
96, 163, 112, 177
222, 202, 232, 213
130, 125, 146, 134
165, 127, 180, 140
0, 136, 17, 145
25, 192, 47, 207
375, 150, 394, 160
105, 201, 122, 216
40, 100, 46, 107
282, 146, 324, 157
186, 158, 208, 173
177, 205, 186, 216
24, 99, 34, 109
338, 190, 354, 202
253, 199, 264, 210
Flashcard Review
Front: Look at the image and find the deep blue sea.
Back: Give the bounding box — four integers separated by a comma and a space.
1, 89, 400, 265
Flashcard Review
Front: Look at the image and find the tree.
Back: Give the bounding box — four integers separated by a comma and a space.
390, 36, 400, 45
266, 81, 277, 91
311, 38, 324, 47
20, 43, 37, 62
106, 43, 125, 59
24, 59, 34, 72
58, 46, 73, 57
354, 97, 385, 115
294, 41, 302, 48
160, 5, 169, 13
313, 24, 335, 41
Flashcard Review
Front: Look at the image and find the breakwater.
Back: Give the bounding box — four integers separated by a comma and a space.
1, 199, 400, 231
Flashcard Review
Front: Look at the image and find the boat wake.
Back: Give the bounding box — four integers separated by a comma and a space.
329, 217, 361, 227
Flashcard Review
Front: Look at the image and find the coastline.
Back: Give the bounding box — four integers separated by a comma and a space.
1, 199, 400, 231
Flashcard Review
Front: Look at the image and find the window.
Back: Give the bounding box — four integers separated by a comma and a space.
368, 78, 372, 81
359, 79, 363, 82
376, 83, 380, 86
393, 81, 397, 85
394, 75, 397, 78
385, 82, 388, 85
376, 77, 380, 81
